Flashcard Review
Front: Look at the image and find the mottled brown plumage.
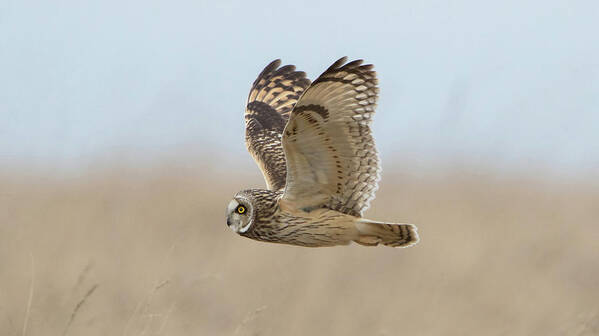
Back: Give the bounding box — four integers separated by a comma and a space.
227, 57, 419, 248
244, 60, 310, 190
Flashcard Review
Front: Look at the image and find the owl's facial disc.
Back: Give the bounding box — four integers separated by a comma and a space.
226, 198, 252, 233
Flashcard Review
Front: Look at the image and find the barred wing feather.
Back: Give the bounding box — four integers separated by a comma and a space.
244, 60, 310, 190
281, 57, 381, 217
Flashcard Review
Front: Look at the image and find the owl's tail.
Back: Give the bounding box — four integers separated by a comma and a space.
354, 219, 419, 248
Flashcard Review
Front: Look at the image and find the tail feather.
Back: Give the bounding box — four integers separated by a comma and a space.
354, 219, 419, 248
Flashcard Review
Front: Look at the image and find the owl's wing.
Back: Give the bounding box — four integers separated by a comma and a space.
281, 57, 380, 217
245, 60, 311, 190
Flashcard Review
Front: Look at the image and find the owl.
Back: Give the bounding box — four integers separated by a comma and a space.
226, 57, 419, 248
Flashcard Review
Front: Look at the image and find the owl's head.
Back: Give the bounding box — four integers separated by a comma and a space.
226, 193, 255, 234
226, 189, 281, 235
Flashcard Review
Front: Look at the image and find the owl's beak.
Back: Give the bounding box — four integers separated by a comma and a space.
226, 217, 232, 227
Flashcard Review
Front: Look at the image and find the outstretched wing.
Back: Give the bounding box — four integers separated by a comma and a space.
281, 57, 380, 217
245, 60, 311, 190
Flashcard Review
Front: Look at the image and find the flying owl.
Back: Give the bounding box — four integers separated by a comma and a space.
226, 57, 419, 248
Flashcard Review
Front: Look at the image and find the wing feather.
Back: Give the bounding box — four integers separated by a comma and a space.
281, 57, 380, 217
245, 60, 311, 190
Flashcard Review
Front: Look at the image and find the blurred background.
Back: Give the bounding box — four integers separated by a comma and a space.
1, 0, 598, 335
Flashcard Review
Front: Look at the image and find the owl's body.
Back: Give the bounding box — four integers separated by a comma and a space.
231, 189, 357, 247
226, 57, 419, 248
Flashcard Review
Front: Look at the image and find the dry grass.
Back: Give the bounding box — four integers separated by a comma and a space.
1, 161, 598, 335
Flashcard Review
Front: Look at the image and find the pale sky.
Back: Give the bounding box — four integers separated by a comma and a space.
1, 0, 598, 174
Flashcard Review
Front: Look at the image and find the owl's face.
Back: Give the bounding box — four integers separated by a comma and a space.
226, 196, 254, 234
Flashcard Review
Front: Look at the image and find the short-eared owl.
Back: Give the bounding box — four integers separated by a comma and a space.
226, 57, 419, 248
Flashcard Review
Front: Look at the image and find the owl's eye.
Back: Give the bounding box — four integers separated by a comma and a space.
236, 205, 246, 214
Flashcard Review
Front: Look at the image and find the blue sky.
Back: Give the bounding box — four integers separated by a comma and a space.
1, 0, 598, 173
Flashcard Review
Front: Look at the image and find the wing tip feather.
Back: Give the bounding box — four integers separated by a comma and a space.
263, 59, 282, 74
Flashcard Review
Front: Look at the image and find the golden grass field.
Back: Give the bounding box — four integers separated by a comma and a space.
1, 160, 598, 335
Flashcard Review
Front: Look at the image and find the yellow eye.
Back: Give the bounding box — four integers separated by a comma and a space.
237, 205, 246, 214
